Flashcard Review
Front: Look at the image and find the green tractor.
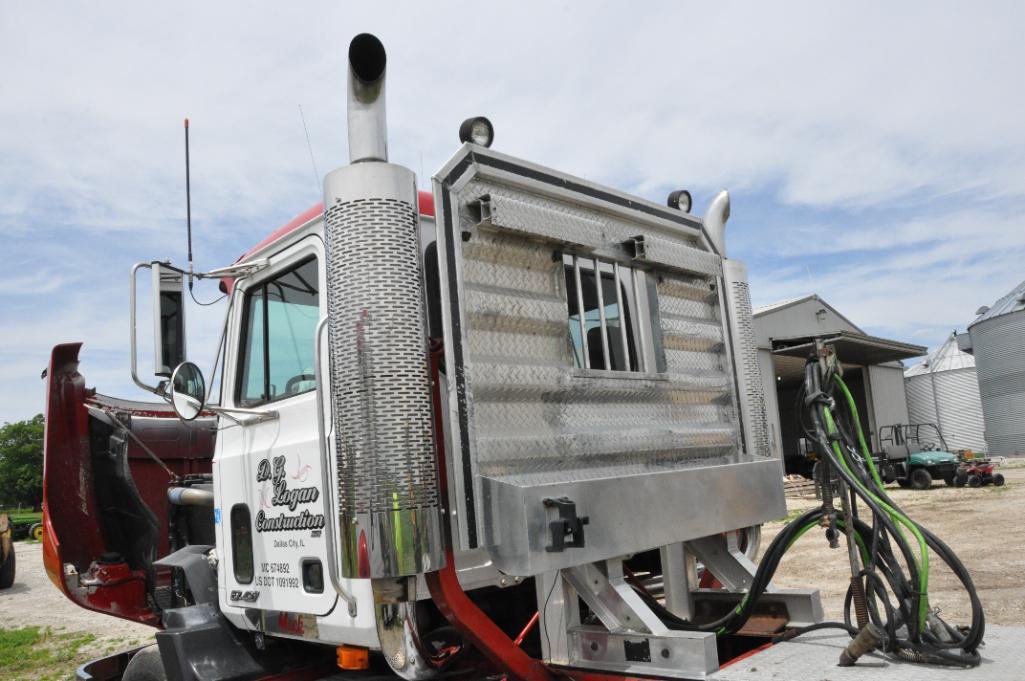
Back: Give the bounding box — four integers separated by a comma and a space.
876, 423, 960, 490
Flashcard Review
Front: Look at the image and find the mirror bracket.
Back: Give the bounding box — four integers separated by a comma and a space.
207, 406, 279, 425
169, 361, 280, 425
199, 258, 270, 280
130, 262, 166, 395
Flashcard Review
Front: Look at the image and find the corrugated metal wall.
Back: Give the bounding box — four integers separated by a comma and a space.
971, 310, 1025, 455
905, 368, 987, 452
868, 364, 909, 438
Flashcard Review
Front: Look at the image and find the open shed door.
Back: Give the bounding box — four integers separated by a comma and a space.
432, 146, 783, 576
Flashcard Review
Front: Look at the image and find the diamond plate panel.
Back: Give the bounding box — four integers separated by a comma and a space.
631, 233, 724, 278
435, 152, 784, 568
463, 179, 705, 254
453, 179, 746, 534
479, 193, 604, 250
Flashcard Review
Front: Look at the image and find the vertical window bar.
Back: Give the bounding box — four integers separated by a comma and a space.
612, 262, 631, 372
261, 285, 270, 401
593, 257, 611, 370
572, 256, 590, 369
633, 268, 649, 373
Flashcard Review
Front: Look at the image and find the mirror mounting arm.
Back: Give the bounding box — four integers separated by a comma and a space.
197, 259, 270, 280
206, 406, 279, 425
169, 361, 279, 425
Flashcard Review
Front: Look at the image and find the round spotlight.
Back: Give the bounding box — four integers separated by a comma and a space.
459, 116, 495, 148
667, 189, 692, 213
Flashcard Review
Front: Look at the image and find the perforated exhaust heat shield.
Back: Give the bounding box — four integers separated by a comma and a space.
323, 161, 444, 578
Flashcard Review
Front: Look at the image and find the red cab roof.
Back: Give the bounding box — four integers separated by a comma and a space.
238, 189, 435, 263
222, 190, 435, 293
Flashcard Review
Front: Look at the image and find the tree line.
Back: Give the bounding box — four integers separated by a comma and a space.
0, 414, 44, 511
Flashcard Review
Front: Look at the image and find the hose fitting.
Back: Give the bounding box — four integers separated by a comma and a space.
838, 621, 884, 667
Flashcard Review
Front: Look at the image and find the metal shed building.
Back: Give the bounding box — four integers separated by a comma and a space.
753, 295, 926, 475
958, 278, 1025, 455
904, 332, 986, 453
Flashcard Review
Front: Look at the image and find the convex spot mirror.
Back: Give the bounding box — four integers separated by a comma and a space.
170, 361, 206, 421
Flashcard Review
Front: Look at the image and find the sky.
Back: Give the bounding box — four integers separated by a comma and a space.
2, 2, 1024, 424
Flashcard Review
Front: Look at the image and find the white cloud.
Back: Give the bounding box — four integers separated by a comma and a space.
2, 1, 1025, 421
747, 207, 1025, 344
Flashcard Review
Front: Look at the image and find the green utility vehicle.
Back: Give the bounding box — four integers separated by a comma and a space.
877, 423, 960, 490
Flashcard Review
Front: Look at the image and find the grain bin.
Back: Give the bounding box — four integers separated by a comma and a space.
904, 332, 986, 452
959, 279, 1025, 456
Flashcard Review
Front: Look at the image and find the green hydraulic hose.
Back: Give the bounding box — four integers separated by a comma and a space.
834, 376, 885, 490
831, 374, 929, 567
821, 389, 930, 630
832, 375, 918, 559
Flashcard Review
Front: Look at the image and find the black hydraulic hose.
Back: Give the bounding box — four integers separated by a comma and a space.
804, 364, 925, 641
805, 358, 983, 666
774, 621, 859, 642
630, 354, 983, 667
836, 454, 986, 654
827, 373, 985, 659
631, 507, 825, 634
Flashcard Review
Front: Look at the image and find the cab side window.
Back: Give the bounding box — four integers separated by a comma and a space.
236, 258, 320, 406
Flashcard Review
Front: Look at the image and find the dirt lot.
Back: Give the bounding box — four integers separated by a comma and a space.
762, 460, 1025, 626
1, 463, 1022, 677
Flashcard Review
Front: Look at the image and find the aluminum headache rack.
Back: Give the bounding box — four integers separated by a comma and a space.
432, 145, 820, 678
433, 144, 779, 574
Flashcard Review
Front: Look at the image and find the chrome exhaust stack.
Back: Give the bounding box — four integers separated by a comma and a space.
347, 33, 388, 163
322, 33, 445, 582
703, 189, 730, 257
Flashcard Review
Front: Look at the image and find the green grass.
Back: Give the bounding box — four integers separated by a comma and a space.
0, 626, 98, 681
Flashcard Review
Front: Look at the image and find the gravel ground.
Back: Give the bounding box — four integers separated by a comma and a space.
2, 463, 1021, 672
762, 462, 1025, 626
0, 541, 154, 661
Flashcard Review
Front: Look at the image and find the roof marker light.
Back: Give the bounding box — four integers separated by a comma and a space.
459, 116, 495, 147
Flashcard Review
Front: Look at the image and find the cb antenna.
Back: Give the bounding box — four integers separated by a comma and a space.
184, 118, 194, 290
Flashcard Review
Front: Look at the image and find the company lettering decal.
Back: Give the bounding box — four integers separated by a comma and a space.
255, 455, 325, 533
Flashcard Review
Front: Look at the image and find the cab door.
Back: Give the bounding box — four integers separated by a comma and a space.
216, 235, 338, 619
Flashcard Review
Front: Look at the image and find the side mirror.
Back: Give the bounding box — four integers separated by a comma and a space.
153, 263, 187, 377
170, 362, 206, 421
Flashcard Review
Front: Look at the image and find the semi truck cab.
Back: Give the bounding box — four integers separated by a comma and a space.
42, 33, 822, 681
